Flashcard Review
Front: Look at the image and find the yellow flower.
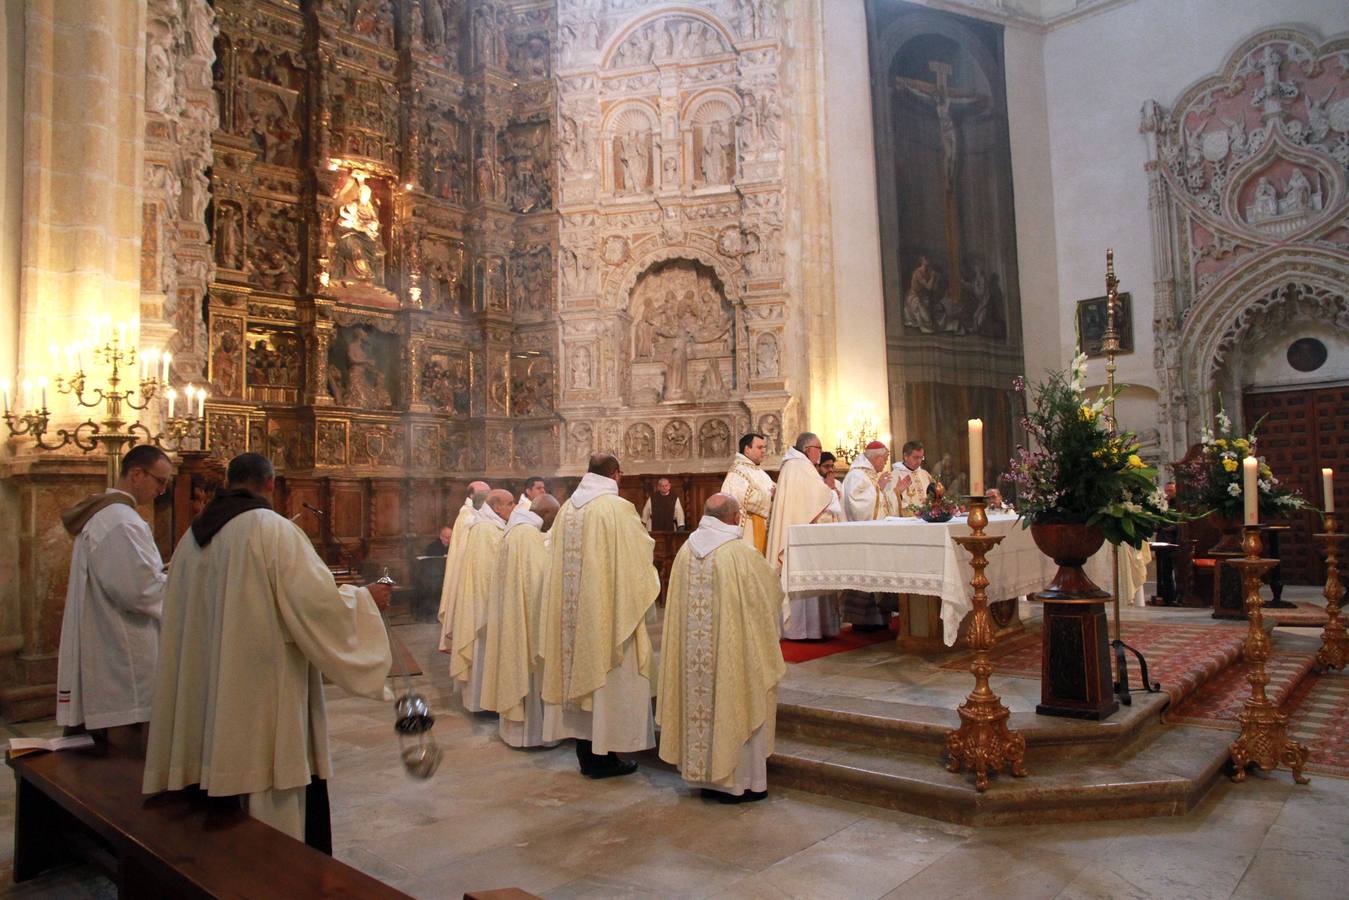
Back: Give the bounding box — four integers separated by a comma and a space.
1079, 406, 1096, 422
1234, 439, 1249, 452
1214, 439, 1228, 449
1222, 457, 1238, 473
1128, 454, 1145, 469
1259, 464, 1272, 478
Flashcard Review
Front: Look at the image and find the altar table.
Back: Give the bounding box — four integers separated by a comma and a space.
781, 514, 1114, 646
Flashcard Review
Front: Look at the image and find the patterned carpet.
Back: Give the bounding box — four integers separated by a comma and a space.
1166, 651, 1318, 728
1266, 601, 1331, 628
939, 621, 1250, 707
1284, 671, 1349, 778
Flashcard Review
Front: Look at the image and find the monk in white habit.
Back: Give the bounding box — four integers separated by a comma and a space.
143, 453, 392, 852
481, 493, 560, 747
539, 452, 659, 778
893, 440, 934, 515
766, 432, 844, 640
516, 475, 546, 512
842, 441, 901, 631
658, 494, 786, 803
720, 432, 775, 554
56, 445, 173, 734
437, 480, 490, 650
448, 488, 514, 712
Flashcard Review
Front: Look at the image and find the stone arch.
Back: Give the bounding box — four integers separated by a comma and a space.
600, 6, 737, 69
612, 244, 744, 310
1178, 250, 1349, 431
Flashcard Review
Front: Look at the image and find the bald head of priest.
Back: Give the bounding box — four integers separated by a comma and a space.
531, 492, 561, 532
468, 480, 491, 509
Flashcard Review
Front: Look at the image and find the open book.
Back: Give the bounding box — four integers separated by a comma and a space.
7, 734, 95, 758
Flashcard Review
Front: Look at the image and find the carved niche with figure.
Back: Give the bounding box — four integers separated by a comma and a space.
629, 259, 735, 403
1141, 27, 1349, 457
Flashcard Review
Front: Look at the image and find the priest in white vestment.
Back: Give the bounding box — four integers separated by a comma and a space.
842, 441, 901, 630
539, 453, 659, 778
720, 432, 775, 554
481, 494, 560, 747
893, 440, 934, 515
448, 489, 515, 712
516, 475, 546, 513
766, 432, 843, 640
657, 495, 786, 803
143, 454, 392, 851
56, 445, 174, 732
438, 480, 490, 650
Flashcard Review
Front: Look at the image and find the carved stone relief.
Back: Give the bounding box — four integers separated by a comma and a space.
1142, 27, 1349, 456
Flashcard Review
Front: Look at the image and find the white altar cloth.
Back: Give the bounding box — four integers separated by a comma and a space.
781, 514, 1114, 647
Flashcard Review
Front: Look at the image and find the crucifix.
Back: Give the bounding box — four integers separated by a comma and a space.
895, 60, 987, 303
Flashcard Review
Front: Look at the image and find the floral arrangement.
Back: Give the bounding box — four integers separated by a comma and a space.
1003, 353, 1181, 549
908, 484, 961, 523
1172, 409, 1306, 521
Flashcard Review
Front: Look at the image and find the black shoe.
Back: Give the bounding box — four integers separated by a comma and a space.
582, 755, 638, 779
715, 789, 768, 804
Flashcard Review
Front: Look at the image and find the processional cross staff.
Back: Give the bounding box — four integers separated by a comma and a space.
894, 61, 987, 303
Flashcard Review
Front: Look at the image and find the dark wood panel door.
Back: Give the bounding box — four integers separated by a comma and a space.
1244, 385, 1348, 584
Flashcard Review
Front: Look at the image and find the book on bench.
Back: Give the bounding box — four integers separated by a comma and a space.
7, 735, 96, 758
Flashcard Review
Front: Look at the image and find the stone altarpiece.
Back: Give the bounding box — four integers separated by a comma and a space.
203, 0, 558, 580
867, 1, 1024, 494
1141, 27, 1349, 461
554, 0, 793, 470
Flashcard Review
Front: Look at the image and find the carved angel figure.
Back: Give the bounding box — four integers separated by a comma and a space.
332, 172, 385, 283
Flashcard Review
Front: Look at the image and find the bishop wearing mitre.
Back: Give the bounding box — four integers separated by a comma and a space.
766, 432, 844, 640
144, 454, 392, 850
447, 489, 515, 712
658, 494, 786, 803
720, 432, 775, 554
893, 440, 934, 515
481, 493, 560, 748
437, 480, 490, 648
540, 453, 659, 778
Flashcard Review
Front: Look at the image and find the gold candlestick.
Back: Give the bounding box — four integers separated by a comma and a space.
946, 496, 1028, 792
1313, 512, 1346, 673
1228, 524, 1309, 784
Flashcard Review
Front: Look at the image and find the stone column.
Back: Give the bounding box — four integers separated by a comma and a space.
1, 0, 149, 719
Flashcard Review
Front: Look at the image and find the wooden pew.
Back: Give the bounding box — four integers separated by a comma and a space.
8, 736, 411, 899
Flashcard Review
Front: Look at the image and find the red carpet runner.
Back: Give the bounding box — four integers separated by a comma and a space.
780, 620, 899, 664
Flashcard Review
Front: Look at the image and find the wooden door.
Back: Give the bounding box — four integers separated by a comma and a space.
1243, 385, 1349, 583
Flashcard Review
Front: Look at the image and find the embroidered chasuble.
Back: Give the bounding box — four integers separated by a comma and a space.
481, 514, 550, 724
894, 464, 934, 515
720, 453, 775, 553
539, 490, 659, 711
842, 458, 898, 521
656, 530, 786, 790
448, 509, 507, 687
436, 499, 478, 650
765, 448, 836, 579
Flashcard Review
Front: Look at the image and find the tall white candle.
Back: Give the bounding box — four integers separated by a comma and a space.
968, 418, 984, 496
167, 388, 177, 419
1243, 456, 1259, 526
185, 384, 195, 418
161, 351, 171, 383
1324, 468, 1335, 514
1, 379, 9, 415
197, 389, 206, 419
38, 377, 47, 411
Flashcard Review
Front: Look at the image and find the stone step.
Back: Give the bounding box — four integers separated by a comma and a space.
768, 723, 1235, 826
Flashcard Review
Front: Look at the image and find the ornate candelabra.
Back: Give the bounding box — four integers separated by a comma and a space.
946, 495, 1027, 792
833, 409, 883, 466
1100, 250, 1160, 704
1313, 512, 1346, 672
1228, 524, 1309, 784
1, 325, 206, 488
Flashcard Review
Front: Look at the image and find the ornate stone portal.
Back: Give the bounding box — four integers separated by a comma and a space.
1142, 27, 1349, 458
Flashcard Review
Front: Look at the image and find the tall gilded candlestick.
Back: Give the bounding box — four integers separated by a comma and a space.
1228, 524, 1309, 784
946, 496, 1028, 792
1313, 512, 1346, 673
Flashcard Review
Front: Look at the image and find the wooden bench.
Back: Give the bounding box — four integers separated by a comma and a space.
8, 734, 411, 899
